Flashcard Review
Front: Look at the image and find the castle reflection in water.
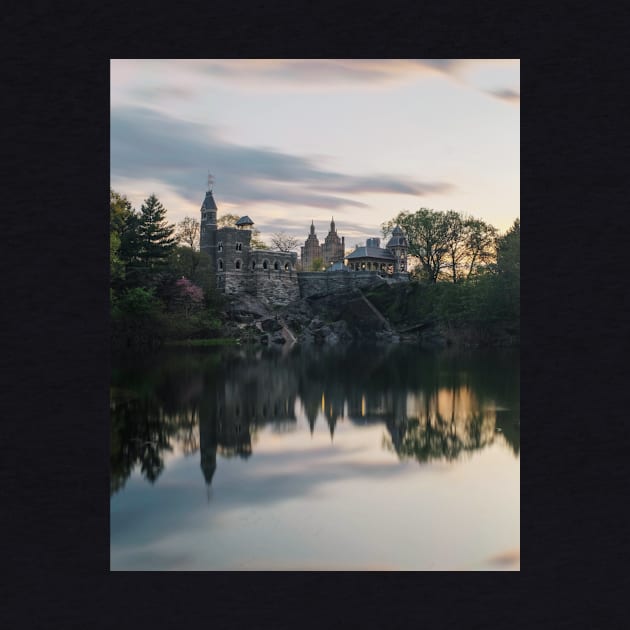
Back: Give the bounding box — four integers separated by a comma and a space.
111, 345, 520, 495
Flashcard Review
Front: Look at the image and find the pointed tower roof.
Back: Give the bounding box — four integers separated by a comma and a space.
236, 215, 254, 227
310, 220, 315, 235
330, 217, 336, 231
202, 189, 217, 211
386, 224, 408, 249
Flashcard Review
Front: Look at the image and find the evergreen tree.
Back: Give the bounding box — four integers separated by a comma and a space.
110, 189, 133, 235
137, 194, 178, 271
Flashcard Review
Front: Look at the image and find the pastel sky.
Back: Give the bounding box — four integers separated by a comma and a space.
110, 59, 519, 247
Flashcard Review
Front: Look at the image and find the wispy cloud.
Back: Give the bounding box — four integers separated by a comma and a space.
486, 88, 520, 104
117, 59, 517, 101
110, 105, 453, 212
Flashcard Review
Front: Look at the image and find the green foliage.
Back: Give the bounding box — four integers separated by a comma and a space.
310, 257, 325, 271
169, 244, 201, 281
497, 218, 520, 279
110, 189, 133, 236
110, 189, 228, 350
382, 208, 498, 283
111, 287, 166, 350
110, 232, 124, 283
137, 194, 178, 269
112, 287, 161, 318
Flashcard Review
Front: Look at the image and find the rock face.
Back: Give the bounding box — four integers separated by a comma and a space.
221, 282, 483, 348
280, 289, 394, 345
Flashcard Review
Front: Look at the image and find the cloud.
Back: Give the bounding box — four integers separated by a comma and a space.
110, 105, 453, 213
131, 85, 195, 100
119, 59, 486, 93
486, 88, 520, 104
486, 548, 520, 568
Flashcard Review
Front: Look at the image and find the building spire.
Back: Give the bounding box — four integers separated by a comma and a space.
207, 171, 214, 192
310, 220, 315, 235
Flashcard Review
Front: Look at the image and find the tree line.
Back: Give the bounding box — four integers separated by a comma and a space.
381, 208, 520, 337
110, 190, 519, 348
110, 189, 224, 350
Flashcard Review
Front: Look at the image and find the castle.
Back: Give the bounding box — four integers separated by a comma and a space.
199, 182, 409, 306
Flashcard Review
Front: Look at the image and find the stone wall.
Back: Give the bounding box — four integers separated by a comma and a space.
219, 248, 299, 307
297, 271, 409, 298
219, 252, 408, 306
253, 268, 300, 307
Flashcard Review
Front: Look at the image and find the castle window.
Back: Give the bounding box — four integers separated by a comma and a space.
218, 259, 224, 270
235, 259, 242, 270
218, 241, 223, 252
263, 260, 269, 270
274, 261, 279, 270
284, 262, 290, 271
236, 242, 243, 251
252, 260, 256, 270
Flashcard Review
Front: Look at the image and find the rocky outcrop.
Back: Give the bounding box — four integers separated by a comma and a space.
223, 283, 455, 348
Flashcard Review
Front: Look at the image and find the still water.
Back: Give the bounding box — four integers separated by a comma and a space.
110, 344, 519, 571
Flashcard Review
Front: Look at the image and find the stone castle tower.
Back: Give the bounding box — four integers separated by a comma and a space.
199, 178, 218, 272
200, 178, 298, 303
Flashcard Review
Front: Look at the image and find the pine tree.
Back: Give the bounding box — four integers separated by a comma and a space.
137, 194, 177, 270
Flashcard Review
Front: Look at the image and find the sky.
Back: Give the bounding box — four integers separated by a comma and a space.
110, 59, 519, 248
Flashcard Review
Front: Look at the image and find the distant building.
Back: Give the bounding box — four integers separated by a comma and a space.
321, 218, 345, 267
300, 221, 322, 271
345, 229, 408, 273
300, 218, 345, 270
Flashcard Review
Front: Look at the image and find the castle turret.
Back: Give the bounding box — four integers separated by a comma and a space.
200, 175, 218, 272
386, 225, 409, 273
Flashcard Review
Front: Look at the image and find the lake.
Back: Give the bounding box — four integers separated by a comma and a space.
110, 343, 519, 571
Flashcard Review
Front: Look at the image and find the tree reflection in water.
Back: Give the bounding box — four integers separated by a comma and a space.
111, 345, 519, 494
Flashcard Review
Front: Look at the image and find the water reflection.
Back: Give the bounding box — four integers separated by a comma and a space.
111, 345, 519, 495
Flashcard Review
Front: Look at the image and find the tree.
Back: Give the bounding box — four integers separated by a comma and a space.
110, 189, 133, 236
270, 232, 300, 252
496, 218, 520, 278
173, 277, 204, 318
175, 217, 201, 277
464, 217, 498, 279
382, 209, 450, 283
137, 194, 178, 272
177, 216, 200, 250
310, 257, 325, 271
442, 210, 467, 284
383, 208, 500, 284
110, 231, 124, 284
217, 213, 240, 228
